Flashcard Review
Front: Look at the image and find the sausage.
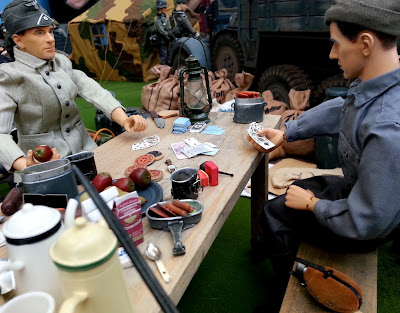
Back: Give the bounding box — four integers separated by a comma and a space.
157, 203, 178, 217
2, 187, 23, 216
172, 200, 194, 213
165, 202, 188, 217
149, 206, 171, 218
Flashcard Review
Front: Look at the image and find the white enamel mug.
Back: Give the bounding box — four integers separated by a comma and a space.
0, 291, 55, 313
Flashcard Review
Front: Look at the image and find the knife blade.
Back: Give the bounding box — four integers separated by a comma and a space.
150, 111, 165, 128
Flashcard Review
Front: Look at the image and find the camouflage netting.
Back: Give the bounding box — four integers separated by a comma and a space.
68, 0, 175, 82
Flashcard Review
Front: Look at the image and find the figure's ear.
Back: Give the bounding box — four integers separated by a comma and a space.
12, 34, 23, 49
358, 32, 374, 57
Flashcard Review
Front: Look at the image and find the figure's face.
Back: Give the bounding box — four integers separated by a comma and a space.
13, 25, 55, 60
329, 22, 365, 80
159, 7, 167, 14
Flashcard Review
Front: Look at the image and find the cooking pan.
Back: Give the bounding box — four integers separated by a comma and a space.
145, 200, 204, 256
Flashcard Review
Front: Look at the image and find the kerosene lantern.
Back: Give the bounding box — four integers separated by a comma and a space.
178, 55, 212, 124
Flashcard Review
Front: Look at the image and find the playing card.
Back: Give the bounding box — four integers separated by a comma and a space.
132, 135, 160, 151
184, 137, 201, 147
247, 122, 275, 150
181, 144, 214, 158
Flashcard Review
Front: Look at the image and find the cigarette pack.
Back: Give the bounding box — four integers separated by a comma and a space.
204, 161, 218, 186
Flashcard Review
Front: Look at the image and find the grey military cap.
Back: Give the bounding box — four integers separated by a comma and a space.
3, 0, 53, 35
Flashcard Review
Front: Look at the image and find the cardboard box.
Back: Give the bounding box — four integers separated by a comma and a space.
114, 191, 143, 246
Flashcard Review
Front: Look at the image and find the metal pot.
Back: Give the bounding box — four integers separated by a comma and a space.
233, 97, 265, 124
64, 151, 97, 182
145, 200, 204, 256
21, 159, 78, 199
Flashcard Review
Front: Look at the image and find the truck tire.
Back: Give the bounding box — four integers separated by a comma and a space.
212, 32, 244, 81
310, 74, 351, 107
258, 65, 313, 106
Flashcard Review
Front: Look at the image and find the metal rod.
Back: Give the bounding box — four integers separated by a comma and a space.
72, 165, 179, 313
218, 171, 234, 177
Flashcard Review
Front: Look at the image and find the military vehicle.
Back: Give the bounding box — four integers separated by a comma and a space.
211, 0, 351, 106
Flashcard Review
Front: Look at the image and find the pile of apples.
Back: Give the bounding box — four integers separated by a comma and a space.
91, 168, 152, 193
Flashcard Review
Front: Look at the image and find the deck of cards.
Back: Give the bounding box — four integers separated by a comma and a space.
247, 122, 275, 150
190, 122, 207, 133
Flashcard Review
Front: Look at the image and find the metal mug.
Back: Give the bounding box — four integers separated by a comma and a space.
170, 167, 202, 199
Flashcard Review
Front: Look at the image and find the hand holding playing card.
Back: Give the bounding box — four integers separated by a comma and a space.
247, 123, 283, 153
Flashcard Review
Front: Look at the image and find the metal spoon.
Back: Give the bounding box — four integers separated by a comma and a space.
145, 243, 171, 284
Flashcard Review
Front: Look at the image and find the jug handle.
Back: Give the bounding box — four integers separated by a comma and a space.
64, 198, 79, 229
59, 291, 88, 313
0, 260, 24, 273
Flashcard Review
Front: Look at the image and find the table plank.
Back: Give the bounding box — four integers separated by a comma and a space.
0, 113, 281, 312
94, 113, 280, 312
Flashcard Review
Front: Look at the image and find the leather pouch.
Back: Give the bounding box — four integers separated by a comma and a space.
291, 257, 363, 313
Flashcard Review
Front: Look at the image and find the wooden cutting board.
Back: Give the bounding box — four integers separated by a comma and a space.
157, 110, 179, 119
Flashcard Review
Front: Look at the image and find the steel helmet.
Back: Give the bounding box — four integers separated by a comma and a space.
156, 0, 167, 9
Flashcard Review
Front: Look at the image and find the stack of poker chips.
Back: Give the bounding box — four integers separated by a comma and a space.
172, 117, 191, 134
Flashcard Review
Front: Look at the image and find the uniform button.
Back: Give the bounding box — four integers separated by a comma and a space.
45, 71, 50, 76
57, 84, 61, 89
66, 128, 70, 133
65, 101, 70, 106
343, 150, 348, 158
65, 114, 70, 118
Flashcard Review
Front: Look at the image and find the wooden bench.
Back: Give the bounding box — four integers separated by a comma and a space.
280, 242, 377, 313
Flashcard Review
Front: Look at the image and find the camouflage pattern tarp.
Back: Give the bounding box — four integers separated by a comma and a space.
68, 0, 175, 82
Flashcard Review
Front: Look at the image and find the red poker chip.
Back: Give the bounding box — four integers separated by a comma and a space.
124, 165, 146, 177
134, 154, 155, 167
149, 169, 163, 182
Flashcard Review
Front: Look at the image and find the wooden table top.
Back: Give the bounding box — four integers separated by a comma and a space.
0, 112, 281, 312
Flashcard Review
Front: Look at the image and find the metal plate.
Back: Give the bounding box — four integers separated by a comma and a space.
137, 181, 163, 215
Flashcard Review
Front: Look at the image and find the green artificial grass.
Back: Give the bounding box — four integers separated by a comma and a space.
76, 80, 149, 130
177, 197, 276, 313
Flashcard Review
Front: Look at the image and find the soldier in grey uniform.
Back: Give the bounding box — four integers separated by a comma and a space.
154, 0, 174, 65
170, 0, 200, 39
0, 0, 147, 172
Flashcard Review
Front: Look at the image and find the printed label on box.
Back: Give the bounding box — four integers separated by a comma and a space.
114, 192, 143, 246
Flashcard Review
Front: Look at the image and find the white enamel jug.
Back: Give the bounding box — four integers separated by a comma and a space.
0, 199, 78, 308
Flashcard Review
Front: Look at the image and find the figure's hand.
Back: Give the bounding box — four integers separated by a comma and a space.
123, 115, 148, 132
26, 148, 61, 167
0, 47, 7, 56
246, 128, 285, 153
285, 185, 319, 212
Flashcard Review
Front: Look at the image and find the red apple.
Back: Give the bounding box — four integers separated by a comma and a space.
92, 172, 112, 192
32, 145, 53, 162
112, 177, 135, 192
129, 168, 151, 190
